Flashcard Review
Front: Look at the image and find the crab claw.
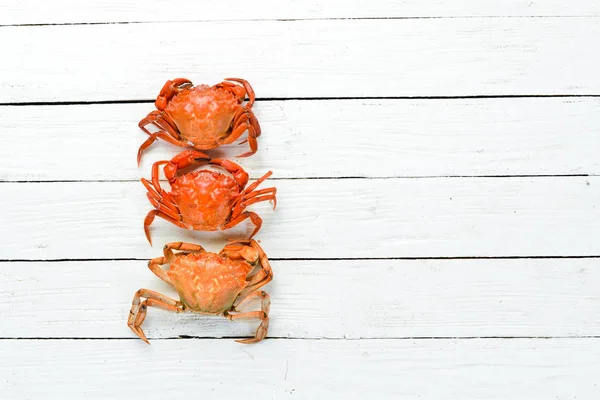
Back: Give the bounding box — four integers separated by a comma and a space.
163, 150, 211, 181
155, 78, 193, 110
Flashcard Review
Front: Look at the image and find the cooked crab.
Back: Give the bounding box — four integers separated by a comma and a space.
137, 77, 261, 164
128, 240, 272, 344
142, 149, 276, 245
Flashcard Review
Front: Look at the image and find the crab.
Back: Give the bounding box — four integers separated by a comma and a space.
142, 149, 276, 245
128, 239, 272, 344
137, 77, 261, 165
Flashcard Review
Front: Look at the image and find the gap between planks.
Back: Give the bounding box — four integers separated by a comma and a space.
0, 176, 594, 184
3, 255, 600, 262
2, 336, 600, 340
3, 94, 600, 106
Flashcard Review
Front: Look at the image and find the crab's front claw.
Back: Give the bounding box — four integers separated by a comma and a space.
156, 78, 193, 110
163, 150, 211, 181
210, 158, 249, 188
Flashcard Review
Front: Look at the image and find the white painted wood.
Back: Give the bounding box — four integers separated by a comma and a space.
2, 1, 599, 25
2, 259, 599, 339
2, 98, 600, 181
2, 19, 600, 102
2, 339, 599, 399
0, 177, 598, 260
1, 1, 599, 396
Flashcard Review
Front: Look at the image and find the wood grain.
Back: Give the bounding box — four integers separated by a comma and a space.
2, 1, 599, 25
2, 259, 599, 339
2, 339, 599, 399
2, 18, 600, 102
2, 98, 599, 181
1, 177, 598, 260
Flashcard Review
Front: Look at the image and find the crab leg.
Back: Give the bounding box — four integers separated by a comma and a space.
144, 191, 179, 219
139, 110, 179, 137
243, 187, 277, 200
235, 290, 271, 314
241, 188, 277, 209
241, 195, 277, 210
239, 121, 260, 158
224, 211, 263, 239
235, 117, 260, 158
225, 291, 270, 344
142, 176, 182, 237
138, 132, 189, 166
235, 240, 273, 302
138, 111, 187, 165
225, 78, 256, 107
146, 194, 181, 222
141, 177, 178, 212
220, 107, 261, 157
242, 171, 273, 196
229, 106, 261, 137
231, 107, 249, 128
147, 256, 173, 284
144, 210, 188, 245
128, 289, 184, 344
229, 171, 274, 217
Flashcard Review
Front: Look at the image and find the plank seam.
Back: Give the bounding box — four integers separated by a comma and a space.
0, 175, 592, 184
3, 255, 600, 263
2, 94, 600, 106
2, 15, 599, 28
1, 336, 599, 340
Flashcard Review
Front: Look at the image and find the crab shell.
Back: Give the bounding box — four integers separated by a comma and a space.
165, 84, 244, 148
169, 169, 241, 231
169, 249, 257, 314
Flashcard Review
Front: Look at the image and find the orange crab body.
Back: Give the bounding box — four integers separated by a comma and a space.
128, 240, 272, 344
142, 150, 276, 244
169, 170, 240, 231
165, 85, 241, 145
169, 251, 253, 314
137, 78, 261, 164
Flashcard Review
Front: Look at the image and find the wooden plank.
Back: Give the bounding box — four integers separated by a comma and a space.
2, 98, 600, 181
1, 339, 598, 398
0, 177, 598, 260
2, 1, 599, 25
2, 19, 600, 102
2, 259, 599, 339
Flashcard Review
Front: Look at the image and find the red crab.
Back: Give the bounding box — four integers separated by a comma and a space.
142, 150, 276, 245
128, 239, 272, 344
137, 77, 261, 164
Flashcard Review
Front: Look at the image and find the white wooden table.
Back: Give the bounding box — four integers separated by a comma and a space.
1, 1, 600, 398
